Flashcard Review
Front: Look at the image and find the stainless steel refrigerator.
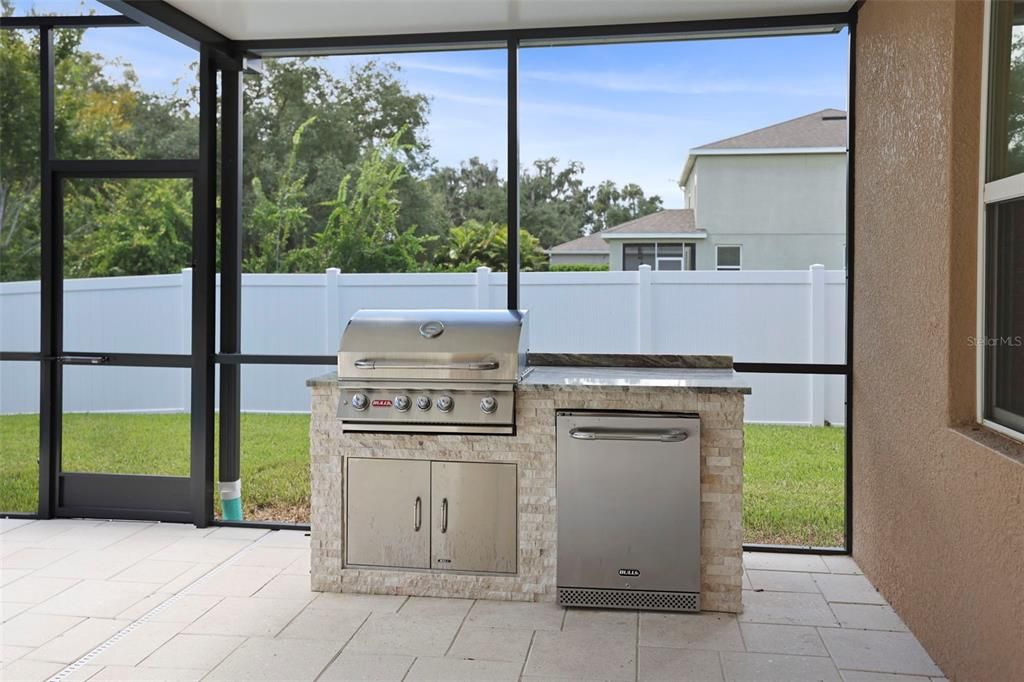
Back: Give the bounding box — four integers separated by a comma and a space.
556, 411, 701, 612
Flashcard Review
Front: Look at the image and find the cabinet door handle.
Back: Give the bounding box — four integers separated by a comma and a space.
414, 496, 422, 531
441, 498, 448, 534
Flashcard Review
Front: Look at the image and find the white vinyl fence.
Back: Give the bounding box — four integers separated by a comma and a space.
0, 265, 846, 425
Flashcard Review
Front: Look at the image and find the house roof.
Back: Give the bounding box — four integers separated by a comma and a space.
679, 108, 847, 185
547, 232, 610, 255
696, 108, 847, 150
601, 208, 702, 236
547, 209, 702, 254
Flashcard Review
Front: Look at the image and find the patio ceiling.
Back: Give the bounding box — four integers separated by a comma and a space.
158, 0, 856, 42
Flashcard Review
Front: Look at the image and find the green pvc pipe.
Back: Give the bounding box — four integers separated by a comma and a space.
221, 496, 243, 521
219, 479, 243, 521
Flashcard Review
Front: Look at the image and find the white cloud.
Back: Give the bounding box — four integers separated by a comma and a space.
429, 89, 688, 126
524, 68, 846, 99
524, 100, 684, 126
428, 90, 506, 108
378, 55, 844, 100
396, 59, 505, 80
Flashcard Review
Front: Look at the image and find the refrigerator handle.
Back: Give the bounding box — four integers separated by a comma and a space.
569, 428, 688, 443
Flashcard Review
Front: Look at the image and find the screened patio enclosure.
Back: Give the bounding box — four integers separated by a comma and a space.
0, 0, 855, 554
3, 4, 1022, 682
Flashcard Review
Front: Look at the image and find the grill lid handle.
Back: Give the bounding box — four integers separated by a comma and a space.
353, 359, 500, 371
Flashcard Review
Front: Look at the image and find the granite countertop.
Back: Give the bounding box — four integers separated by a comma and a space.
526, 353, 732, 370
520, 366, 751, 393
308, 356, 751, 393
308, 373, 343, 387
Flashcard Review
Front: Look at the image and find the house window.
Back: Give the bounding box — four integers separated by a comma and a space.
623, 243, 656, 270
716, 245, 742, 271
984, 202, 1024, 434
656, 243, 683, 271
623, 242, 693, 271
980, 0, 1024, 439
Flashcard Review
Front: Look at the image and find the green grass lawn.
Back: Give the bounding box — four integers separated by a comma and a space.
0, 413, 313, 523
0, 414, 845, 546
744, 424, 845, 547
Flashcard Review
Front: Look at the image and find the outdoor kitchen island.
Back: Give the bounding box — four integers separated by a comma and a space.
307, 354, 750, 614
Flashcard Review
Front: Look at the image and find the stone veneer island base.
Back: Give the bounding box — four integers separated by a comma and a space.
308, 364, 750, 614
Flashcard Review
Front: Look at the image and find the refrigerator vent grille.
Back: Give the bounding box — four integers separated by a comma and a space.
558, 587, 699, 612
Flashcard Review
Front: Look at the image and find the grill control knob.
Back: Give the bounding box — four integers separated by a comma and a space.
436, 395, 454, 413
480, 396, 498, 414
394, 395, 411, 412
416, 395, 432, 411
350, 393, 368, 411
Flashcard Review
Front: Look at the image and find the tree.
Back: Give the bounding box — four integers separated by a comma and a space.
519, 158, 591, 248
429, 157, 507, 227
0, 17, 672, 280
245, 116, 316, 273
290, 133, 432, 273
0, 20, 41, 282
242, 59, 436, 253
2, 2, 200, 283
591, 180, 663, 231
63, 179, 192, 278
114, 88, 198, 160
435, 220, 544, 272
1004, 32, 1024, 173
428, 159, 664, 250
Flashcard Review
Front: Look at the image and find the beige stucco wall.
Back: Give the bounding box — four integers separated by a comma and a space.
690, 153, 847, 269
854, 2, 1024, 681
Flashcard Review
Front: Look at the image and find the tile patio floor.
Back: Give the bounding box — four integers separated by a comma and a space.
0, 519, 945, 682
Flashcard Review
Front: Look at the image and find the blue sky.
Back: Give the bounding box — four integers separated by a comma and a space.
15, 1, 848, 209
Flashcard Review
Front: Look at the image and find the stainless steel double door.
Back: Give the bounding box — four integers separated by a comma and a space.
346, 458, 517, 573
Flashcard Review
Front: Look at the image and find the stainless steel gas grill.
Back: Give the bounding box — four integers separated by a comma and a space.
336, 309, 529, 434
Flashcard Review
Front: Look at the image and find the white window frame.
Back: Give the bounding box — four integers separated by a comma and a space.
654, 242, 685, 271
715, 244, 742, 271
623, 242, 686, 271
977, 0, 1024, 443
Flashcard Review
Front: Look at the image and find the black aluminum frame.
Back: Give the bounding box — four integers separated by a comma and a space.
219, 65, 243, 492
49, 162, 202, 522
0, 14, 137, 28
0, 12, 214, 522
2, 4, 858, 552
506, 37, 520, 309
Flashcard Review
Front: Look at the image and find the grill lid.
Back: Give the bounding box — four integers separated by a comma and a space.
338, 309, 528, 383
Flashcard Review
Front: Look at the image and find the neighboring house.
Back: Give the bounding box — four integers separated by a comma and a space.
680, 108, 848, 270
548, 108, 847, 271
546, 209, 707, 270
546, 232, 610, 268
